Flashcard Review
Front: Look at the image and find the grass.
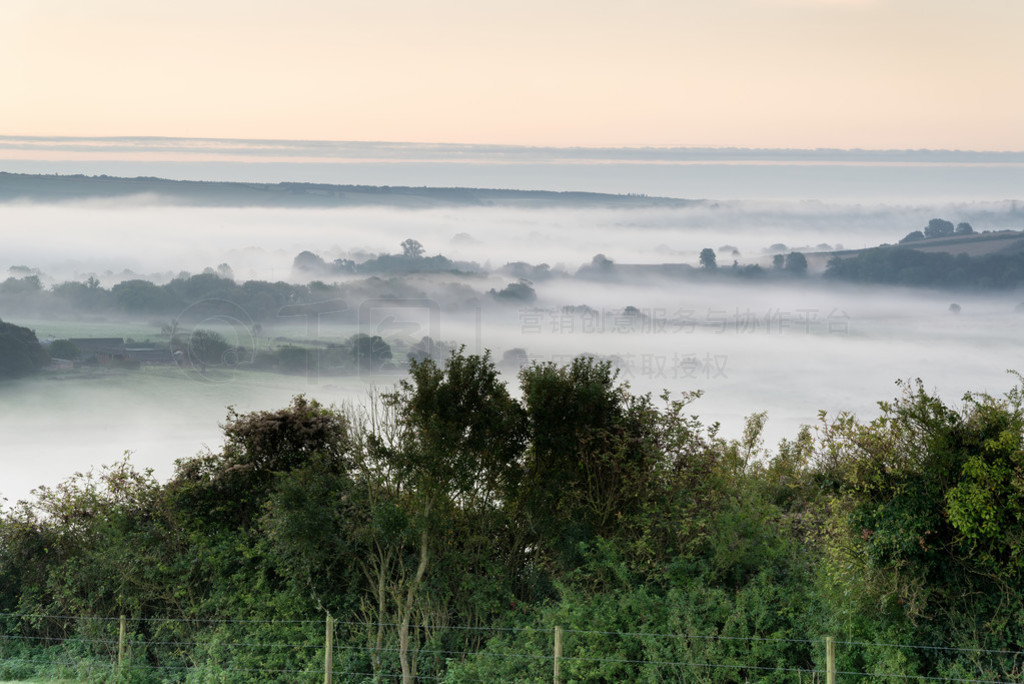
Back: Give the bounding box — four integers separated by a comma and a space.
10, 317, 168, 345
12, 315, 375, 346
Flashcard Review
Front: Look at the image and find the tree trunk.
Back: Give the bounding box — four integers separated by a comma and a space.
375, 550, 387, 677
360, 542, 394, 680
399, 526, 430, 684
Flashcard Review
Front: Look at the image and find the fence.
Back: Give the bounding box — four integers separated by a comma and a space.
1, 612, 1022, 682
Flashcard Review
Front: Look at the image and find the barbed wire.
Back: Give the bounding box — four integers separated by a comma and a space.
0, 656, 454, 681
835, 638, 1024, 658
328, 618, 548, 633
3, 610, 1022, 683
0, 612, 121, 622
834, 668, 1017, 684
3, 611, 1019, 659
559, 626, 817, 644
0, 634, 119, 646
0, 611, 320, 625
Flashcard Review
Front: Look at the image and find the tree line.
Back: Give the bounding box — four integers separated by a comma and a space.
827, 219, 1024, 289
825, 246, 1024, 288
0, 271, 409, 321
1, 352, 1023, 681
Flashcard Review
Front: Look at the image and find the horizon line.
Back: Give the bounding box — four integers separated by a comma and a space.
3, 135, 1024, 157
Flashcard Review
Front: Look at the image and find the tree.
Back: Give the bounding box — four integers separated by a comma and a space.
488, 281, 537, 304
349, 333, 392, 373
380, 350, 526, 682
784, 251, 808, 276
816, 379, 1024, 659
924, 218, 955, 238
186, 329, 230, 367
408, 336, 446, 364
0, 319, 48, 378
52, 279, 109, 311
772, 254, 785, 269
401, 239, 425, 259
110, 279, 176, 313
515, 356, 733, 583
955, 222, 975, 235
0, 458, 175, 621
0, 275, 42, 296
48, 339, 81, 361
170, 395, 351, 530
699, 248, 717, 270
517, 357, 654, 563
390, 350, 526, 505
293, 250, 328, 272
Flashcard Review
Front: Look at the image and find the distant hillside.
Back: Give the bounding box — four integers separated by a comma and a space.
896, 230, 1024, 258
821, 230, 1024, 263
0, 172, 696, 209
824, 229, 1024, 288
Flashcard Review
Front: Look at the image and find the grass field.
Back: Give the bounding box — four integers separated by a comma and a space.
11, 317, 168, 344
10, 315, 380, 348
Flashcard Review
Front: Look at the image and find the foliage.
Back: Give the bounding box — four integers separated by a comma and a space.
110, 280, 178, 314
488, 281, 537, 304
3, 355, 1024, 681
0, 319, 49, 378
184, 328, 231, 367
0, 275, 43, 296
349, 333, 393, 373
401, 239, 425, 259
168, 395, 350, 531
812, 379, 1024, 679
47, 339, 81, 361
825, 245, 1024, 288
925, 218, 955, 238
784, 251, 808, 275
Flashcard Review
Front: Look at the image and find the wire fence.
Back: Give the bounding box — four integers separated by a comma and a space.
1, 611, 1022, 683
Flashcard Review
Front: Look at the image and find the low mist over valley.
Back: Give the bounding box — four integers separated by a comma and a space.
3, 169, 1024, 505
5, 0, 1024, 676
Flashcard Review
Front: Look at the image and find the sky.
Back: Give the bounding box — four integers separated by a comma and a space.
4, 0, 1024, 150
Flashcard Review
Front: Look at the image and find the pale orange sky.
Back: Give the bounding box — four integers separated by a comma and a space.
3, 0, 1023, 150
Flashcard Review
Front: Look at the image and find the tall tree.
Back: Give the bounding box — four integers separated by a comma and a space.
924, 218, 955, 238
517, 358, 656, 565
380, 349, 526, 682
785, 251, 808, 275
401, 239, 425, 259
700, 248, 718, 270
0, 319, 48, 378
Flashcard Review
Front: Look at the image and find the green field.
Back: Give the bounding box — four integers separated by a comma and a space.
12, 316, 368, 345
12, 317, 168, 345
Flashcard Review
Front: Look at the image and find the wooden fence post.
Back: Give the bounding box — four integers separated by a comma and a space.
118, 615, 126, 672
553, 625, 562, 684
826, 636, 835, 684
324, 614, 334, 684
